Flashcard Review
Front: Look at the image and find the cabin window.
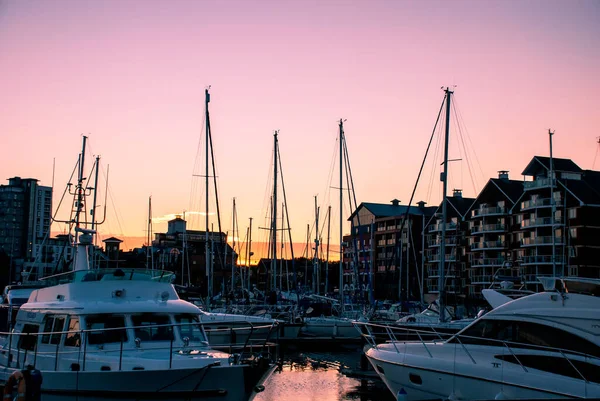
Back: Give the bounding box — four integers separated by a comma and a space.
18, 324, 39, 351
41, 315, 66, 345
131, 314, 173, 341
453, 319, 600, 358
85, 314, 127, 345
64, 317, 81, 347
175, 314, 205, 342
495, 355, 600, 383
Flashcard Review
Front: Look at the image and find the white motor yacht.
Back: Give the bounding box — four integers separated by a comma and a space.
0, 230, 275, 401
361, 277, 600, 400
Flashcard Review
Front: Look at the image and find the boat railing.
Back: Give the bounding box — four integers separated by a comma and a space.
38, 268, 177, 286
2, 320, 278, 372
353, 321, 599, 383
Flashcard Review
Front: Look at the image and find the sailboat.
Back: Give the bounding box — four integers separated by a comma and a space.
300, 119, 366, 340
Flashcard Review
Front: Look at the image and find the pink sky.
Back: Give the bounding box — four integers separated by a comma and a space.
1, 0, 599, 254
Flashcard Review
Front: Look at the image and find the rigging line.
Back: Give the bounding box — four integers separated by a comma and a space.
104, 180, 130, 251
593, 138, 600, 170
277, 144, 297, 285
453, 97, 485, 185
206, 109, 222, 236
453, 103, 477, 195
426, 112, 444, 202
188, 105, 207, 230
322, 135, 340, 210
386, 93, 446, 274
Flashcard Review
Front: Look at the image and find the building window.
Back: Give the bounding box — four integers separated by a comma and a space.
568, 208, 577, 219
569, 228, 577, 239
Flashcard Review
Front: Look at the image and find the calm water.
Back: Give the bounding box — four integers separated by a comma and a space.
255, 350, 395, 401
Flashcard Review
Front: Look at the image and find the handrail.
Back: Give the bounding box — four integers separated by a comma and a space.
3, 320, 278, 372
504, 341, 527, 372
351, 321, 600, 363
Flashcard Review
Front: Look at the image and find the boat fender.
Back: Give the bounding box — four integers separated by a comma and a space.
396, 388, 407, 401
3, 370, 25, 401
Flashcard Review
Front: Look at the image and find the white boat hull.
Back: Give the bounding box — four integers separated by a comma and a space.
0, 362, 275, 401
365, 342, 600, 400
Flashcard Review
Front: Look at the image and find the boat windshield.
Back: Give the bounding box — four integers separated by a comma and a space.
175, 314, 207, 344
39, 268, 176, 286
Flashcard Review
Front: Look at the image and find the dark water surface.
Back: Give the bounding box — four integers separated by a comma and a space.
255, 350, 395, 401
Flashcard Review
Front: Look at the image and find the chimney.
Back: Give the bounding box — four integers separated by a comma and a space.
417, 201, 426, 209
391, 199, 400, 206
498, 170, 509, 180
452, 189, 462, 198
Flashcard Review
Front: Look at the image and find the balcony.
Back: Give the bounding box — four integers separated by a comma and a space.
428, 222, 458, 233
470, 257, 505, 267
521, 236, 564, 247
524, 177, 556, 191
470, 240, 506, 250
471, 223, 506, 235
428, 237, 460, 247
519, 255, 564, 265
471, 206, 506, 218
426, 253, 457, 262
521, 216, 562, 229
428, 267, 460, 277
427, 283, 462, 294
521, 197, 563, 211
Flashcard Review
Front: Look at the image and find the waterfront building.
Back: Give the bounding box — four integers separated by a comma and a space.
512, 157, 600, 286
152, 216, 236, 293
465, 171, 524, 297
0, 177, 52, 281
424, 190, 476, 301
347, 199, 436, 300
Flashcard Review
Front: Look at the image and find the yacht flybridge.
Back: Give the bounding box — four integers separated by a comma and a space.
358, 277, 600, 400
0, 228, 276, 400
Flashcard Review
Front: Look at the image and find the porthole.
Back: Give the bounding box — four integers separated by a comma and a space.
409, 373, 422, 385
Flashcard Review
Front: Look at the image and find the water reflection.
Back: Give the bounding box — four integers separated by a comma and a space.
255, 351, 395, 401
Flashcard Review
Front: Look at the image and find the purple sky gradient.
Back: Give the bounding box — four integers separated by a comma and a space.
1, 0, 599, 255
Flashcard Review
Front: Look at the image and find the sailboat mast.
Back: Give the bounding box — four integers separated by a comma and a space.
339, 119, 344, 306
439, 88, 453, 323
549, 129, 557, 277
248, 217, 253, 294
232, 198, 237, 294
147, 196, 152, 271
205, 88, 211, 299
326, 205, 331, 294
313, 196, 319, 294
272, 131, 279, 291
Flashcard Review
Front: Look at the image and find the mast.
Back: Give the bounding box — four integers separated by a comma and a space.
549, 129, 557, 277
231, 198, 237, 294
313, 196, 319, 294
147, 196, 152, 271
73, 136, 89, 272
205, 88, 211, 299
325, 205, 331, 294
439, 87, 453, 323
89, 155, 101, 269
281, 203, 285, 290
248, 217, 253, 295
339, 119, 344, 306
272, 131, 279, 291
